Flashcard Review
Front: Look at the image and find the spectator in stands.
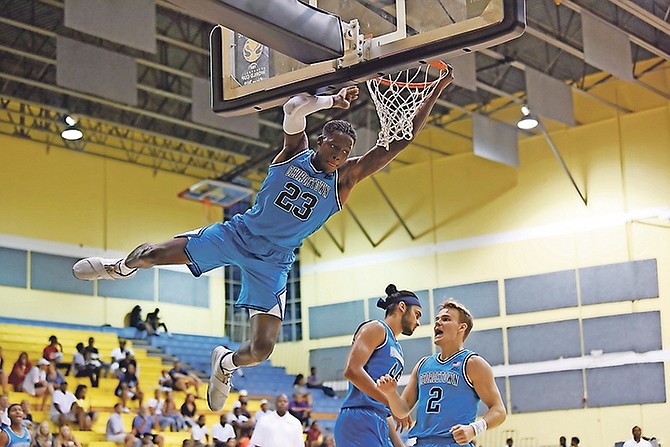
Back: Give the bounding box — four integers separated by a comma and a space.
623, 426, 653, 447
84, 337, 110, 378
292, 374, 312, 406
23, 358, 53, 411
50, 381, 79, 427
129, 306, 154, 337
0, 347, 8, 394
180, 393, 198, 428
54, 425, 82, 447
306, 367, 335, 398
505, 438, 514, 447
147, 389, 168, 432
72, 343, 100, 388
145, 309, 170, 336
131, 405, 164, 447
169, 361, 201, 396
19, 400, 34, 431
211, 414, 236, 447
43, 335, 71, 376
306, 420, 321, 447
46, 361, 67, 388
570, 437, 580, 447
118, 353, 138, 377
254, 399, 271, 424
288, 392, 311, 428
157, 370, 173, 392
8, 353, 31, 392
0, 403, 30, 447
190, 415, 209, 447
227, 406, 252, 440
162, 390, 185, 432
0, 394, 9, 426
559, 436, 567, 447
249, 394, 303, 447
116, 363, 144, 412
106, 403, 138, 447
32, 421, 52, 447
74, 384, 97, 431
111, 340, 135, 377
232, 390, 248, 409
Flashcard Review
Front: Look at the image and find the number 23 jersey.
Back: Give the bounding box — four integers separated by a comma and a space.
244, 149, 342, 249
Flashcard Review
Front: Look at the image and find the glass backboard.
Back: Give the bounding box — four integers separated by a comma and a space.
211, 0, 525, 115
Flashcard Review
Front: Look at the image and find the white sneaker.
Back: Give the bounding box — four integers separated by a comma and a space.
207, 346, 233, 412
72, 257, 137, 281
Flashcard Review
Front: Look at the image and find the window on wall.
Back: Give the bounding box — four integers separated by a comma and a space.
223, 197, 302, 343
223, 257, 302, 343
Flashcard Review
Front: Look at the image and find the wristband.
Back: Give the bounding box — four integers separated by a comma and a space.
283, 95, 334, 134
469, 418, 487, 437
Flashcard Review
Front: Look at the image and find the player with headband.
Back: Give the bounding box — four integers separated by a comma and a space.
334, 284, 423, 447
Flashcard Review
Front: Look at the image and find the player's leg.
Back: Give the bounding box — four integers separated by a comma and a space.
207, 313, 281, 411
73, 238, 190, 281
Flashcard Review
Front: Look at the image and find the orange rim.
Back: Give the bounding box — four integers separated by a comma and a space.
374, 61, 449, 88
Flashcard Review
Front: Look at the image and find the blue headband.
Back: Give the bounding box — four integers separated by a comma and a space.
376, 294, 422, 310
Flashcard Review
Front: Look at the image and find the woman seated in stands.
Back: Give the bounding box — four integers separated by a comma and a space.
32, 421, 53, 447
72, 342, 101, 388
180, 393, 198, 428
128, 306, 154, 336
54, 425, 82, 447
74, 384, 98, 431
23, 358, 53, 411
8, 352, 31, 392
293, 374, 313, 406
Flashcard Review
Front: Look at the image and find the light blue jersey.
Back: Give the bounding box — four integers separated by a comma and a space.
244, 148, 341, 249
409, 349, 480, 444
179, 148, 341, 314
2, 425, 31, 447
341, 320, 404, 414
335, 320, 404, 447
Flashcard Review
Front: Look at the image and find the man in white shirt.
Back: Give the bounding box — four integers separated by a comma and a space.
254, 399, 271, 425
110, 340, 135, 376
250, 394, 303, 447
50, 381, 79, 426
623, 426, 653, 447
190, 415, 209, 447
211, 414, 236, 447
0, 394, 10, 426
106, 403, 138, 447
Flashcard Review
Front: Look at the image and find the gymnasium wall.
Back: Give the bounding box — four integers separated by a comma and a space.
0, 134, 226, 335
271, 103, 670, 446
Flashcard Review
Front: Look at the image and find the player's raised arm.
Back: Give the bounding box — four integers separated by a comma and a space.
338, 67, 454, 193
278, 86, 360, 163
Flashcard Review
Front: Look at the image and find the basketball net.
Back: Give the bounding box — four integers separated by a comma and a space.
366, 61, 451, 149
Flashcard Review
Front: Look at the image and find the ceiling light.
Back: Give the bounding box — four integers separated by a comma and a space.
61, 126, 83, 141
517, 105, 539, 130
64, 115, 78, 126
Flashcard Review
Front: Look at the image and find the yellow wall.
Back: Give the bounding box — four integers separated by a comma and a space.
273, 103, 670, 446
0, 134, 226, 335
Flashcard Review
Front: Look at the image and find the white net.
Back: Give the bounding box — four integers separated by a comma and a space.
366, 62, 450, 149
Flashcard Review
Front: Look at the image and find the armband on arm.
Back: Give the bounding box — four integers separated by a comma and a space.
469, 418, 487, 437
282, 95, 334, 135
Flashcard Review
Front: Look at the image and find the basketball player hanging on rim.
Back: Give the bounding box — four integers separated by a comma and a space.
72, 68, 455, 412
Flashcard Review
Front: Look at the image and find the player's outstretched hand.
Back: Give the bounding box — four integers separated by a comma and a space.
376, 374, 398, 395
394, 415, 413, 433
333, 85, 359, 109
449, 424, 476, 445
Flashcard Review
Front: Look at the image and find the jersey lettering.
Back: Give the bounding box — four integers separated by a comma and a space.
388, 363, 403, 381
274, 181, 319, 221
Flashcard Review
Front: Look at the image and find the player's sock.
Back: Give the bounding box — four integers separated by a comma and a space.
220, 351, 237, 371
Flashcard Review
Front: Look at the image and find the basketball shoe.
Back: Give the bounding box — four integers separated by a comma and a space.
207, 346, 234, 411
72, 257, 137, 280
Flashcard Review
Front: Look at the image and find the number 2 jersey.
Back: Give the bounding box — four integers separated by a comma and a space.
409, 349, 480, 441
341, 319, 405, 415
243, 149, 341, 249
